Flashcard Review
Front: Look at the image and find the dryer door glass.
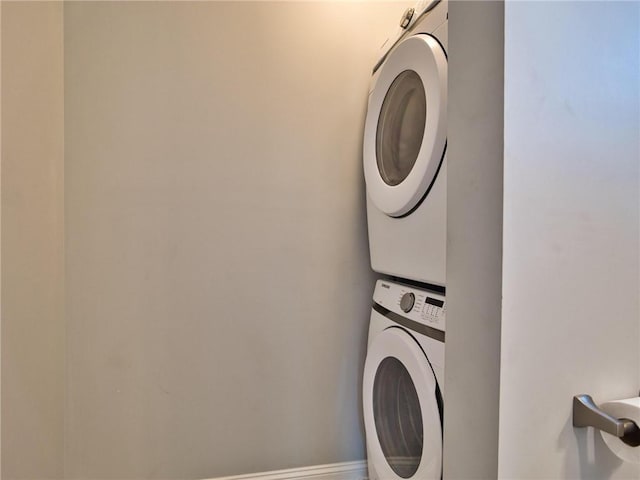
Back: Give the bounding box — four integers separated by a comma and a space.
376, 70, 427, 186
362, 34, 447, 217
373, 356, 423, 478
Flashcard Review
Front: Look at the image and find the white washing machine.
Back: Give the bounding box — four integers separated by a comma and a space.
363, 0, 448, 288
363, 279, 445, 480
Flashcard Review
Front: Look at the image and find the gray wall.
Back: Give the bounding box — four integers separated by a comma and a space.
1, 2, 65, 479
445, 2, 640, 477
444, 2, 504, 478
63, 2, 404, 478
498, 2, 640, 477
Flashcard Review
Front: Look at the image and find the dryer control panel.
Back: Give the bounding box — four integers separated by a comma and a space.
373, 279, 445, 332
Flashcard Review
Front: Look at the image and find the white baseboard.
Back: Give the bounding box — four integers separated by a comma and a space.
204, 460, 368, 480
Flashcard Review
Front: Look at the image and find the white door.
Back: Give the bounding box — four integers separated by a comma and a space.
363, 34, 447, 218
497, 1, 640, 478
363, 327, 443, 479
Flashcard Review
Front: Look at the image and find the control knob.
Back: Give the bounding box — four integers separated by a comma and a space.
400, 292, 415, 313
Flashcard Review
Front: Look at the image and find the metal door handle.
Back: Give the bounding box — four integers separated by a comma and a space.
573, 394, 640, 447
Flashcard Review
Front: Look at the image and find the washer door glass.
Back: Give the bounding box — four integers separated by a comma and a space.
376, 70, 427, 187
363, 325, 443, 479
373, 356, 423, 478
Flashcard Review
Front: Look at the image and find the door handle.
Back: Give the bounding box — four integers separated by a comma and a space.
573, 394, 640, 447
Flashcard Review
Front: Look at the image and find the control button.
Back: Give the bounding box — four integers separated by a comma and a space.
400, 292, 415, 313
400, 8, 415, 29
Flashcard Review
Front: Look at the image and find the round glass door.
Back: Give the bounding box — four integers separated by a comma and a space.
376, 70, 427, 187
363, 34, 447, 218
363, 327, 442, 479
373, 357, 423, 478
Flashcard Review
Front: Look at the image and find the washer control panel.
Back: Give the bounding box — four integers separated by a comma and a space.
373, 279, 445, 331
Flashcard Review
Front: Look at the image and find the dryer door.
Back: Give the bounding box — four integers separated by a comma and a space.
363, 34, 447, 218
363, 327, 442, 479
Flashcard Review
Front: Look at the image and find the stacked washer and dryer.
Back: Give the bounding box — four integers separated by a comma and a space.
361, 1, 448, 479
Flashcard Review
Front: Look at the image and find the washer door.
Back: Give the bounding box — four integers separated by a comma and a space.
363, 327, 442, 479
363, 34, 447, 217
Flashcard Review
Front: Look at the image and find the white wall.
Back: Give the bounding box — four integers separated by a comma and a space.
63, 2, 405, 478
1, 2, 65, 478
499, 1, 640, 478
444, 1, 504, 478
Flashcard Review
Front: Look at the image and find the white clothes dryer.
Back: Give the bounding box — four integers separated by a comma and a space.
363, 0, 448, 288
363, 279, 445, 480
